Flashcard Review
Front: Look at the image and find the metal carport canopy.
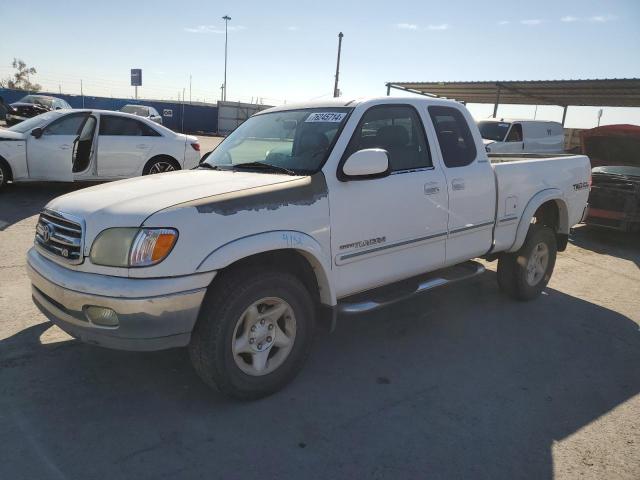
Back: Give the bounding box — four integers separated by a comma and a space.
386, 79, 640, 125
386, 79, 640, 107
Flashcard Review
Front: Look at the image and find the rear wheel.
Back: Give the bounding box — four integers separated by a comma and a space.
497, 224, 557, 301
189, 268, 315, 400
143, 157, 180, 175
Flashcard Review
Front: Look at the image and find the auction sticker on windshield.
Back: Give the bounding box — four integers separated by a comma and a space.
305, 112, 347, 123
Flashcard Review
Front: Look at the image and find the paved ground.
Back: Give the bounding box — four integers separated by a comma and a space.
0, 182, 638, 480
196, 135, 224, 154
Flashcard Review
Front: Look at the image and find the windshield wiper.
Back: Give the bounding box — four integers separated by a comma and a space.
231, 162, 297, 175
195, 163, 219, 170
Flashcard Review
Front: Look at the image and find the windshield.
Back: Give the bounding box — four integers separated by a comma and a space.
205, 107, 352, 173
478, 121, 511, 142
121, 105, 149, 116
7, 111, 62, 133
19, 95, 54, 108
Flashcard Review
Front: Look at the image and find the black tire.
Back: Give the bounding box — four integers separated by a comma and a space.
189, 268, 315, 400
497, 224, 557, 301
142, 156, 180, 175
0, 160, 10, 192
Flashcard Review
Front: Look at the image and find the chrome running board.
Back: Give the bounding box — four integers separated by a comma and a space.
337, 260, 486, 314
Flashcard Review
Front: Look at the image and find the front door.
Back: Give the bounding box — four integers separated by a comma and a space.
96, 114, 154, 178
26, 112, 89, 181
73, 115, 98, 179
502, 122, 524, 152
427, 105, 496, 265
329, 104, 449, 298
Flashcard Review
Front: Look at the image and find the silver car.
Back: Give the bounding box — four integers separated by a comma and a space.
119, 104, 163, 125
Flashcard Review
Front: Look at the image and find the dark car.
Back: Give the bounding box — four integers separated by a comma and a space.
4, 95, 72, 126
119, 104, 163, 125
582, 124, 640, 232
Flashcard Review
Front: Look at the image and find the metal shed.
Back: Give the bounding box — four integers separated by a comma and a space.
385, 79, 640, 125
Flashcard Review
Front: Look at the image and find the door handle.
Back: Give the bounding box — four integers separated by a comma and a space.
451, 178, 465, 191
136, 144, 149, 149
59, 144, 71, 150
424, 182, 440, 195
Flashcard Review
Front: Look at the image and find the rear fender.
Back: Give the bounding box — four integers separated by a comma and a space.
507, 189, 569, 252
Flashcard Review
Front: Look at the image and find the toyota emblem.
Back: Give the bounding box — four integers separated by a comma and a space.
42, 224, 51, 243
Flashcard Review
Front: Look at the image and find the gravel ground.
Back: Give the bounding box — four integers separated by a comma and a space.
0, 182, 638, 480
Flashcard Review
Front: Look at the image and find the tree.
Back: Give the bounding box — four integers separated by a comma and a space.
0, 58, 41, 92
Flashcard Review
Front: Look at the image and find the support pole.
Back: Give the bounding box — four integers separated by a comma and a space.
492, 86, 501, 118
333, 32, 344, 98
561, 106, 568, 126
222, 15, 231, 101
386, 83, 391, 96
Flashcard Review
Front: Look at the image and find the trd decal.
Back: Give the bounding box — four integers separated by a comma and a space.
340, 236, 386, 250
573, 182, 589, 191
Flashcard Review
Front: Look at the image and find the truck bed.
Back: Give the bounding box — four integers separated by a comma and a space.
488, 153, 578, 164
489, 153, 591, 252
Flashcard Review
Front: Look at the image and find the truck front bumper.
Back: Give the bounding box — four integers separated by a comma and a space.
27, 248, 215, 351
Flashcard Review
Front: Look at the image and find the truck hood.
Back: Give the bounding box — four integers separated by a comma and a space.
46, 169, 305, 243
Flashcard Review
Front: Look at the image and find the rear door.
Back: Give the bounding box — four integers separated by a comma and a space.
96, 115, 158, 178
26, 112, 89, 181
427, 105, 496, 265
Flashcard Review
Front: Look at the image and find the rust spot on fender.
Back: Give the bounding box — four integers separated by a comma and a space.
192, 173, 328, 216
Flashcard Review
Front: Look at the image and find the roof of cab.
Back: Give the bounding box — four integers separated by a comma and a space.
256, 98, 362, 114
479, 118, 563, 125
255, 95, 465, 115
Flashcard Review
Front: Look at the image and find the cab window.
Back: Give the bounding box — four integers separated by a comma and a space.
428, 106, 477, 168
44, 113, 89, 135
505, 124, 523, 142
99, 115, 160, 136
343, 105, 431, 172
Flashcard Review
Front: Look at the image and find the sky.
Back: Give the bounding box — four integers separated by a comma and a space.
1, 0, 639, 128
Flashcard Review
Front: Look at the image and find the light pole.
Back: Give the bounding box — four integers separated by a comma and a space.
222, 15, 231, 102
333, 32, 344, 98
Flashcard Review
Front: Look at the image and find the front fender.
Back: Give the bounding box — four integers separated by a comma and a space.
507, 188, 569, 252
196, 230, 336, 305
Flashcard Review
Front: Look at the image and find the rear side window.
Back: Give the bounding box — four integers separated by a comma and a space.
99, 115, 160, 136
344, 105, 431, 172
44, 113, 88, 135
428, 106, 477, 168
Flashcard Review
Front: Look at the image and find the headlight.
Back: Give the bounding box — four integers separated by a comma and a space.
129, 228, 178, 267
90, 228, 178, 267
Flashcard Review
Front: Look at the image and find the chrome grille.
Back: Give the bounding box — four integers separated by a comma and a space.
35, 210, 84, 263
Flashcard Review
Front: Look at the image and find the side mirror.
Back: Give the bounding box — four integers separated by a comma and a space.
31, 128, 44, 139
341, 148, 390, 180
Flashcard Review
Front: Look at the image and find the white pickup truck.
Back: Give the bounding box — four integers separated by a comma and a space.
27, 97, 591, 399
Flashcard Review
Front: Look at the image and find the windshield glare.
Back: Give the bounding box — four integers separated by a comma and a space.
478, 121, 511, 142
7, 111, 62, 133
205, 108, 352, 173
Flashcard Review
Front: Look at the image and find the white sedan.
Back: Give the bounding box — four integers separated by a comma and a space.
0, 109, 201, 190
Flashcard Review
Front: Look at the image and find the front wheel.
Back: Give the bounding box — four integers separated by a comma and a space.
0, 161, 10, 192
189, 269, 315, 400
497, 224, 557, 301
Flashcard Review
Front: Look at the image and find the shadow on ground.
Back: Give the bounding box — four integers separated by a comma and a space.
0, 183, 97, 231
1, 271, 638, 480
570, 224, 640, 268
